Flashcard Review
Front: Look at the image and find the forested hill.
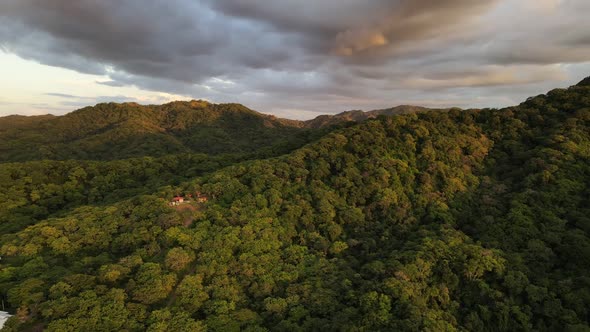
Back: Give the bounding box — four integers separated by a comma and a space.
0, 100, 442, 162
0, 100, 311, 162
303, 105, 447, 128
0, 78, 589, 331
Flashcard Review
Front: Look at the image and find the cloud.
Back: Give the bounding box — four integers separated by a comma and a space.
44, 93, 81, 99
207, 0, 499, 57
43, 92, 140, 107
96, 80, 126, 87
527, 0, 564, 12
400, 65, 568, 90
0, 0, 588, 118
333, 29, 389, 56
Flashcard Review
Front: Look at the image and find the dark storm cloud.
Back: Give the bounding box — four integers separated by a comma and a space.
206, 0, 499, 56
0, 0, 589, 117
0, 0, 231, 79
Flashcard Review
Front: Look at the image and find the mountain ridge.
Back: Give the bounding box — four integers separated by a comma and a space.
0, 101, 311, 162
1, 76, 588, 163
0, 77, 589, 330
0, 101, 444, 129
0, 100, 443, 162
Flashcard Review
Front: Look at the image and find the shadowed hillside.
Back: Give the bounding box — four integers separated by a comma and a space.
0, 101, 448, 162
0, 101, 311, 162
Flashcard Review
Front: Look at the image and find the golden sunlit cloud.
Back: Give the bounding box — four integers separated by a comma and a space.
333, 29, 389, 56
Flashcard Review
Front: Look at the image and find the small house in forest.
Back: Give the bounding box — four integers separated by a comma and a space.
170, 196, 184, 206
169, 193, 208, 206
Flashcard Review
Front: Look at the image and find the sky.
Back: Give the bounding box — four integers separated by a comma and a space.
0, 0, 589, 120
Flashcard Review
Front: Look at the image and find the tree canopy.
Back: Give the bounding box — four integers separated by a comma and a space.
1, 79, 590, 331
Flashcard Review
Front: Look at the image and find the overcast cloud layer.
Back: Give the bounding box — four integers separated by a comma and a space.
1, 0, 589, 118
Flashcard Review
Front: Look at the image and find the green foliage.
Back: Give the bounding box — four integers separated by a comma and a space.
1, 80, 590, 330
0, 101, 322, 162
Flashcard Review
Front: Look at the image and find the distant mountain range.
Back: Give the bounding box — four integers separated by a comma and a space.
0, 100, 300, 162
0, 100, 443, 162
302, 105, 449, 128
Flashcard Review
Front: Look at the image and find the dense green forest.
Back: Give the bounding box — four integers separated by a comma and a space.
0, 100, 434, 163
0, 79, 589, 331
0, 101, 317, 162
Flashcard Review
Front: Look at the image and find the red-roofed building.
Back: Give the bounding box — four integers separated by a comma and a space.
170, 196, 184, 206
